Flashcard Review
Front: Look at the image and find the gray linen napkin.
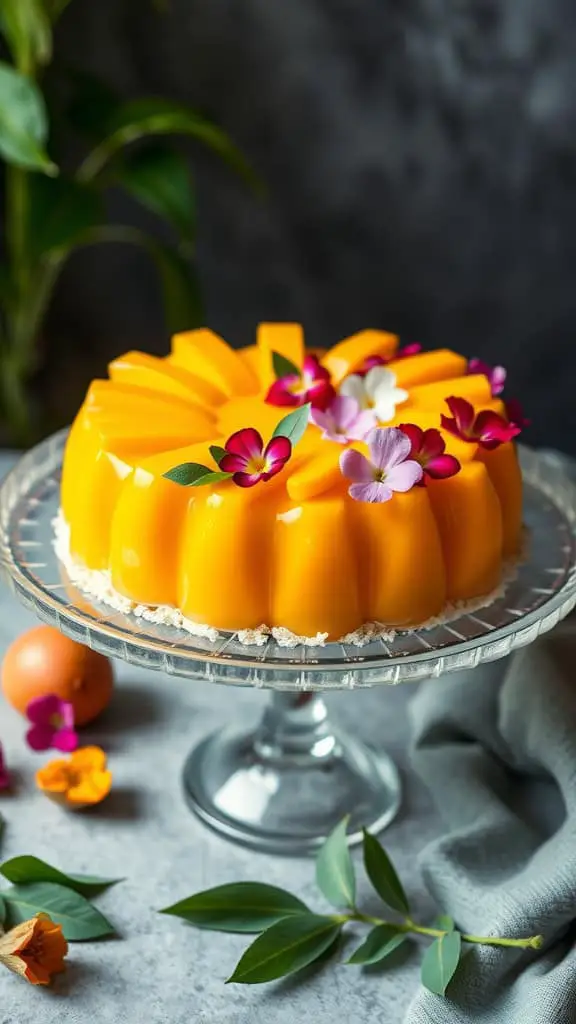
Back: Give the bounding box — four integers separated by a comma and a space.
405, 616, 576, 1023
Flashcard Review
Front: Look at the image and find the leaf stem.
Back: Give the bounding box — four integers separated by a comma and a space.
344, 912, 542, 951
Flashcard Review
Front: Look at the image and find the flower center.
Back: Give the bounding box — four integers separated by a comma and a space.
373, 469, 387, 483
49, 713, 63, 730
246, 454, 268, 475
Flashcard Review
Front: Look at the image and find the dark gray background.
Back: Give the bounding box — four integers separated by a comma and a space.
43, 0, 576, 450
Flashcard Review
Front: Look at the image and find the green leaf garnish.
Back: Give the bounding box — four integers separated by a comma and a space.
346, 924, 407, 965
315, 817, 356, 910
362, 829, 410, 915
160, 882, 309, 934
272, 403, 311, 447
420, 930, 462, 996
163, 462, 231, 487
226, 914, 341, 984
0, 856, 121, 896
2, 882, 115, 941
209, 445, 228, 467
272, 350, 300, 379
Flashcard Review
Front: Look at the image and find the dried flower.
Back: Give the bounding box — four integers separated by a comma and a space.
339, 367, 408, 423
399, 424, 461, 483
265, 355, 335, 411
219, 427, 292, 488
339, 427, 423, 502
310, 395, 377, 444
25, 695, 78, 753
441, 397, 521, 450
36, 746, 112, 809
0, 913, 67, 986
468, 358, 507, 397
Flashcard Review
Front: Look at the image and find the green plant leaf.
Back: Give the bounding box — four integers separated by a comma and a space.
77, 97, 259, 190
209, 445, 227, 466
362, 830, 410, 916
272, 350, 300, 379
0, 895, 6, 926
160, 882, 310, 934
163, 462, 213, 485
346, 924, 407, 966
0, 0, 52, 68
114, 144, 196, 246
189, 471, 232, 487
2, 882, 115, 940
420, 930, 462, 996
27, 175, 103, 260
315, 817, 356, 910
271, 403, 311, 447
0, 61, 56, 173
0, 856, 121, 896
227, 914, 341, 984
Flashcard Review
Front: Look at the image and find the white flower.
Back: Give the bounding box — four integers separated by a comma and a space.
339, 367, 408, 423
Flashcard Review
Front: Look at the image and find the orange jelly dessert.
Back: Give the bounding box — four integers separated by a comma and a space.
59, 326, 524, 641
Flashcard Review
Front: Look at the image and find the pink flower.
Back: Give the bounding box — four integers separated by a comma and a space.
339, 427, 423, 502
265, 355, 335, 411
25, 696, 78, 753
505, 398, 530, 430
0, 742, 11, 791
357, 343, 422, 376
219, 427, 292, 488
468, 358, 507, 397
399, 424, 461, 483
441, 396, 521, 451
310, 395, 377, 444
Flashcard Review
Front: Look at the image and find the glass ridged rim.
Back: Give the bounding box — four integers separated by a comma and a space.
1, 429, 576, 690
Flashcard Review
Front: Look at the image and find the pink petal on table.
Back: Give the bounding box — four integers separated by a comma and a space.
340, 449, 374, 483
367, 427, 411, 471
426, 454, 461, 479
26, 694, 61, 725
224, 428, 264, 460
386, 460, 423, 492
349, 480, 393, 503
26, 724, 55, 751
53, 728, 79, 753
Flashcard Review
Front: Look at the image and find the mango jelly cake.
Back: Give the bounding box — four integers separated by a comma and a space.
59, 325, 525, 641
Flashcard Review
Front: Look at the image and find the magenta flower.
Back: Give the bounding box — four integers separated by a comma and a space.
357, 343, 422, 376
340, 427, 423, 502
399, 424, 461, 483
265, 354, 335, 411
219, 427, 292, 488
0, 742, 10, 791
468, 358, 507, 397
25, 695, 79, 753
310, 395, 377, 444
505, 398, 530, 430
441, 396, 521, 451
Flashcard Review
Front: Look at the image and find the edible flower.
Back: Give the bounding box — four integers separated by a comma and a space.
340, 427, 423, 502
265, 354, 335, 411
399, 424, 461, 482
0, 914, 68, 986
36, 745, 112, 809
357, 343, 422, 376
310, 395, 377, 444
25, 695, 78, 753
468, 358, 507, 396
441, 397, 521, 450
0, 742, 10, 790
339, 367, 408, 423
505, 398, 530, 430
219, 428, 292, 488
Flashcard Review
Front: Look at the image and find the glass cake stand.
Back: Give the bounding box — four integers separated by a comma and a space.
1, 431, 576, 855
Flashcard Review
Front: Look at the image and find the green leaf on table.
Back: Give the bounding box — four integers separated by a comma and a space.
271, 403, 311, 448
27, 175, 103, 260
0, 61, 56, 174
0, 856, 121, 896
272, 350, 300, 380
2, 882, 115, 940
0, 0, 51, 67
209, 445, 227, 466
163, 463, 231, 487
433, 914, 455, 933
78, 97, 259, 190
420, 930, 462, 996
346, 924, 407, 966
362, 829, 410, 916
227, 914, 341, 984
114, 144, 196, 247
160, 882, 309, 934
315, 817, 356, 910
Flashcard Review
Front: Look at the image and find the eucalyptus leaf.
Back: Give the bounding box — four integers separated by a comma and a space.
191, 471, 232, 487
2, 882, 115, 941
420, 930, 462, 996
0, 61, 56, 173
434, 914, 455, 933
272, 350, 299, 379
27, 175, 102, 260
315, 817, 356, 910
346, 924, 407, 966
0, 856, 121, 896
209, 445, 227, 466
114, 144, 195, 246
161, 882, 309, 934
0, 0, 51, 67
163, 462, 213, 486
362, 830, 410, 916
271, 403, 311, 447
227, 914, 341, 984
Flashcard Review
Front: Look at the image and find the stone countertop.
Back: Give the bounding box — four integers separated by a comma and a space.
0, 452, 443, 1024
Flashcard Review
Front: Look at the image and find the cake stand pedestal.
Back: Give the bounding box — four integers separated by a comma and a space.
1, 432, 576, 855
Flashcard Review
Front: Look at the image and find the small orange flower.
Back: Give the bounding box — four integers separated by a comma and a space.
0, 913, 68, 985
36, 745, 112, 809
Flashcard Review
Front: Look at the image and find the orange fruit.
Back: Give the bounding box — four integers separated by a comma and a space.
1, 626, 114, 726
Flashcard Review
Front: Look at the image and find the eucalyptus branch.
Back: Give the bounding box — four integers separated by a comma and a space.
341, 909, 542, 950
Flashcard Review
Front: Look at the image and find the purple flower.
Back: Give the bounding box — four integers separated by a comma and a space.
25, 696, 79, 753
0, 742, 10, 791
310, 395, 377, 444
339, 427, 423, 502
468, 358, 507, 397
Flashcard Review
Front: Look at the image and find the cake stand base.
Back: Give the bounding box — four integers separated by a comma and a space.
182, 691, 401, 855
